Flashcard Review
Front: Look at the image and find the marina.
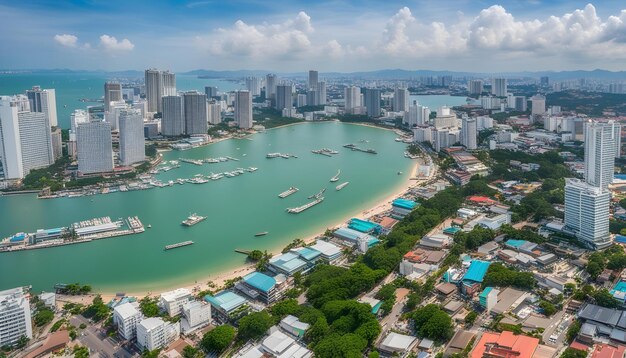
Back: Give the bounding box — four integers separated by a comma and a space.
164, 241, 194, 250
278, 187, 299, 198
0, 122, 413, 292
287, 197, 325, 214
181, 214, 207, 227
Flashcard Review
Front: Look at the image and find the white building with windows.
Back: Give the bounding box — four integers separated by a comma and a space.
118, 109, 145, 166
564, 178, 611, 249
0, 97, 24, 179
461, 117, 477, 150
235, 90, 253, 129
136, 317, 180, 351
394, 87, 410, 112
113, 302, 143, 340
77, 120, 113, 174
181, 301, 211, 334
17, 111, 54, 175
492, 78, 507, 97
159, 288, 192, 317
0, 287, 32, 347
584, 120, 620, 189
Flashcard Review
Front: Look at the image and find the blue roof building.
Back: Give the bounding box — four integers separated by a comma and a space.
392, 199, 417, 210
292, 247, 322, 262
205, 291, 248, 322
269, 252, 308, 276
236, 272, 286, 304
348, 218, 382, 234
463, 260, 491, 283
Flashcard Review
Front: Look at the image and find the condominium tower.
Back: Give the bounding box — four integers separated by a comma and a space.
234, 91, 253, 129
0, 287, 32, 347
119, 109, 145, 166
76, 120, 114, 174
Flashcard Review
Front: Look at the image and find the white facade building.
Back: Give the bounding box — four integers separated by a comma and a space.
492, 78, 507, 97
183, 91, 208, 135
245, 77, 261, 96
181, 301, 211, 333
17, 111, 54, 175
113, 302, 143, 341
461, 117, 478, 150
531, 94, 546, 117
145, 69, 176, 113
161, 96, 184, 136
136, 317, 180, 351
393, 87, 410, 112
344, 86, 361, 114
159, 288, 192, 317
0, 97, 24, 179
118, 109, 145, 166
77, 121, 114, 174
0, 287, 32, 347
70, 109, 89, 132
207, 102, 222, 125
433, 107, 457, 129
584, 120, 619, 189
235, 90, 253, 129
564, 178, 611, 249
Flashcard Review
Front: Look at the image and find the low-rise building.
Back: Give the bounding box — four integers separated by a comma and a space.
181, 301, 211, 334
268, 252, 308, 276
113, 302, 143, 340
379, 332, 417, 357
136, 317, 180, 352
236, 272, 288, 304
260, 328, 312, 357
0, 287, 32, 347
160, 288, 192, 317
204, 291, 249, 323
470, 331, 539, 358
280, 315, 310, 339
308, 240, 342, 263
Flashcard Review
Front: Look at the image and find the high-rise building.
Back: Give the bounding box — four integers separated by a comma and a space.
308, 70, 319, 89
0, 287, 32, 347
404, 102, 430, 127
433, 106, 457, 129
26, 87, 57, 127
204, 86, 218, 99
0, 97, 24, 179
183, 91, 208, 135
317, 81, 327, 105
104, 82, 122, 112
119, 109, 145, 166
265, 74, 277, 100
297, 94, 307, 108
514, 96, 527, 112
145, 69, 176, 113
564, 178, 611, 249
234, 90, 253, 129
364, 88, 381, 118
77, 120, 113, 174
393, 87, 410, 112
468, 80, 484, 95
245, 77, 261, 96
18, 111, 54, 175
433, 128, 450, 152
344, 86, 361, 114
161, 96, 184, 136
306, 90, 317, 108
136, 317, 180, 352
491, 78, 507, 97
207, 102, 221, 125
530, 94, 546, 117
540, 76, 549, 87
70, 109, 89, 132
276, 85, 293, 111
584, 121, 620, 189
461, 117, 478, 150
104, 100, 128, 131
51, 127, 62, 160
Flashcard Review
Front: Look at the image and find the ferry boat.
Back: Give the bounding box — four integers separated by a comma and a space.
255, 232, 269, 237
164, 241, 194, 250
330, 169, 341, 182
278, 187, 299, 198
181, 214, 207, 226
336, 182, 350, 191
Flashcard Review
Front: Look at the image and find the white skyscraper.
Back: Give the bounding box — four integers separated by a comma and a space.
235, 91, 253, 129
564, 178, 611, 249
584, 120, 619, 190
461, 117, 478, 150
70, 109, 89, 132
317, 81, 327, 105
104, 82, 122, 112
207, 102, 222, 125
145, 69, 176, 113
161, 96, 184, 136
77, 120, 113, 174
344, 86, 361, 114
405, 103, 430, 127
0, 287, 32, 347
393, 87, 410, 112
26, 87, 57, 127
0, 97, 24, 179
119, 109, 145, 166
245, 77, 261, 96
531, 94, 546, 117
492, 78, 507, 97
297, 94, 307, 108
468, 80, 483, 95
17, 111, 54, 175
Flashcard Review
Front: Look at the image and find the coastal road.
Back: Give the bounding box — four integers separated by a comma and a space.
70, 316, 135, 358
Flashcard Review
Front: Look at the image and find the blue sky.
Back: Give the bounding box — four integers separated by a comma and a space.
1, 0, 626, 72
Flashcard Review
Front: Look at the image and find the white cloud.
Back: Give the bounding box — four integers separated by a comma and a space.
99, 35, 134, 52
53, 34, 78, 48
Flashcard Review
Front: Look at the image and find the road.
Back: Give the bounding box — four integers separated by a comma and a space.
70, 315, 137, 358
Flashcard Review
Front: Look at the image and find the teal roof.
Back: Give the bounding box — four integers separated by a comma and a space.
505, 239, 526, 248
270, 252, 307, 273
295, 247, 322, 261
392, 199, 417, 210
611, 281, 626, 295
480, 287, 493, 299
243, 272, 276, 293
443, 227, 461, 235
205, 291, 247, 312
348, 218, 382, 234
463, 260, 491, 283
368, 238, 381, 247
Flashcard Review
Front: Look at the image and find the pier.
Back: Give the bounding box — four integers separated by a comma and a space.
287, 197, 325, 214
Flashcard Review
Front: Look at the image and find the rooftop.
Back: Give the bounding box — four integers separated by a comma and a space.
269, 252, 308, 273
463, 260, 491, 283
243, 272, 277, 293
380, 332, 417, 351
592, 344, 626, 358
579, 303, 622, 327
470, 331, 539, 358
114, 302, 141, 320
309, 240, 341, 258
161, 288, 192, 302
392, 198, 418, 210
205, 291, 247, 312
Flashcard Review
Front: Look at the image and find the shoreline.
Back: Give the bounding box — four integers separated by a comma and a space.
95, 159, 420, 302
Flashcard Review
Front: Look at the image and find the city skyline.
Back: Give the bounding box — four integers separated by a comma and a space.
1, 1, 626, 72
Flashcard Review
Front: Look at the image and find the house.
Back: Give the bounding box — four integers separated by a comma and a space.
470, 331, 539, 358
204, 291, 249, 323
379, 332, 417, 357
445, 330, 476, 356
280, 315, 310, 338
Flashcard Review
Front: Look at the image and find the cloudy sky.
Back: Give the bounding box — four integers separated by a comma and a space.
2, 0, 626, 72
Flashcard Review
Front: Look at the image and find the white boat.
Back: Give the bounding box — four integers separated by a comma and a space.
279, 187, 299, 198
330, 169, 341, 182
336, 182, 349, 191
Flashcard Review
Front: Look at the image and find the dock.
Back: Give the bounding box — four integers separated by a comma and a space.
235, 249, 251, 255
287, 197, 324, 214
165, 241, 194, 250
343, 144, 377, 154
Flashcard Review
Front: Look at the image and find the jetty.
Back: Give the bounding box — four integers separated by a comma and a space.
164, 241, 194, 250
287, 197, 324, 214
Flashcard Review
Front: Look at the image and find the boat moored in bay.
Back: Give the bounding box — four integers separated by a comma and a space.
182, 214, 207, 226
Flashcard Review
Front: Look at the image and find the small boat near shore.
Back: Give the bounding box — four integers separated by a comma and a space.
336, 182, 350, 191
330, 169, 341, 182
255, 232, 269, 237
181, 214, 206, 226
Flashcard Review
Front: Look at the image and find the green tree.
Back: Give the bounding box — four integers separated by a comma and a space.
72, 345, 90, 358
566, 320, 581, 343
313, 333, 368, 358
465, 311, 478, 325
182, 345, 202, 358
139, 297, 161, 317
238, 311, 273, 341
560, 347, 588, 358
34, 309, 54, 327
593, 289, 620, 308
412, 304, 453, 341
201, 325, 235, 354
539, 301, 557, 317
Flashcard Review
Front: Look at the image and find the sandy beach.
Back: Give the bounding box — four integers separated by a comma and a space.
90, 159, 422, 303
